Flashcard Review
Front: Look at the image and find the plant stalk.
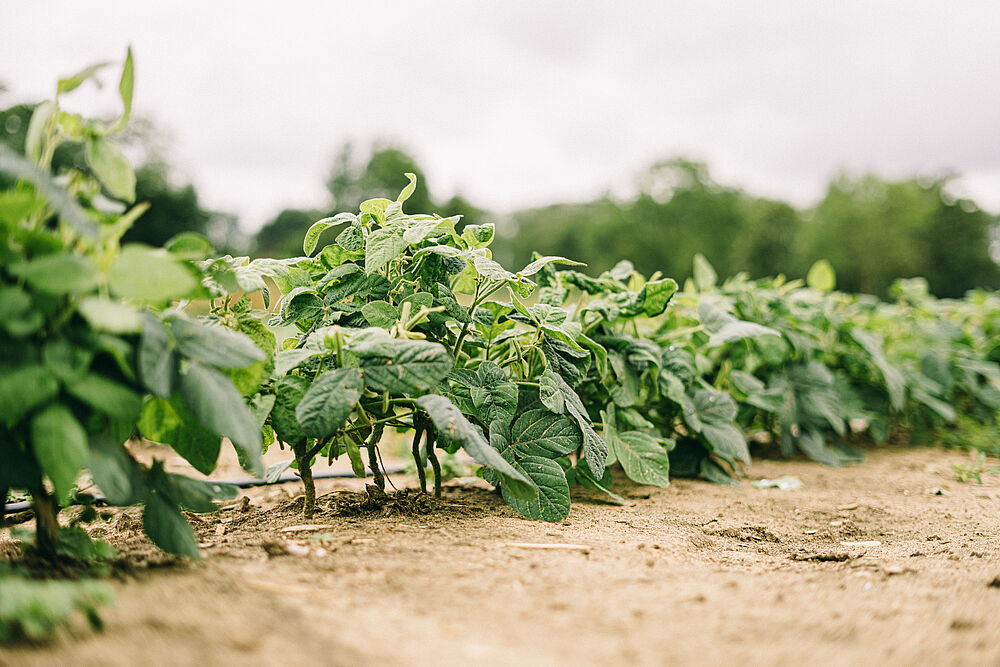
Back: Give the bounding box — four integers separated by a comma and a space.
426, 432, 442, 498
293, 441, 316, 518
31, 490, 60, 559
411, 426, 427, 494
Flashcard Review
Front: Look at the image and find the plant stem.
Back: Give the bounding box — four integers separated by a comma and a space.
452, 279, 483, 357
411, 426, 427, 494
31, 490, 60, 559
426, 432, 442, 498
293, 441, 316, 518
367, 425, 385, 491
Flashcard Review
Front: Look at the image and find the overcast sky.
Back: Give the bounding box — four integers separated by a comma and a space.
4, 1, 1000, 230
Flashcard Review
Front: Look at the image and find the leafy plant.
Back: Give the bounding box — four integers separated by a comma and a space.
0, 50, 255, 561
0, 565, 113, 642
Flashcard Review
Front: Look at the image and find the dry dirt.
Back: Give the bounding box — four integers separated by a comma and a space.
3, 445, 1000, 666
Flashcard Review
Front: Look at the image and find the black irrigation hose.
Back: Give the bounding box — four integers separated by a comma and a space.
2, 465, 409, 515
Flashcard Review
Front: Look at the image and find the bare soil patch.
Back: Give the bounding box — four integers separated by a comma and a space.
3, 445, 1000, 666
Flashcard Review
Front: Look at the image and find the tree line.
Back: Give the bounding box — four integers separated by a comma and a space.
3, 98, 995, 297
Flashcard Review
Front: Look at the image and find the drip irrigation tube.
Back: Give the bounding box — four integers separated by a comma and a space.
2, 465, 409, 515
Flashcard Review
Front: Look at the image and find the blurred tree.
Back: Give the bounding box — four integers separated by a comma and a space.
796, 174, 999, 296
325, 142, 433, 214
505, 159, 782, 280
254, 208, 320, 258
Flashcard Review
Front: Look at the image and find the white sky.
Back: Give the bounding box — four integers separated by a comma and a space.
3, 1, 1000, 230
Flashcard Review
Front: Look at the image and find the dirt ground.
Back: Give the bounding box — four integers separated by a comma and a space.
2, 444, 1000, 667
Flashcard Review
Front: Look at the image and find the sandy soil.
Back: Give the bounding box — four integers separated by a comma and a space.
3, 445, 1000, 667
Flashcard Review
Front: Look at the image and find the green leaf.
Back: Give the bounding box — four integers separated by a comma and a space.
610, 430, 670, 487
138, 396, 221, 476
165, 232, 214, 260
359, 198, 392, 223
138, 314, 177, 398
698, 301, 780, 346
415, 394, 536, 500
272, 375, 309, 445
519, 255, 584, 277
302, 213, 356, 256
295, 368, 364, 439
353, 338, 452, 394
692, 253, 717, 291
25, 101, 55, 164
143, 490, 200, 558
364, 226, 406, 274
165, 474, 238, 513
850, 328, 905, 411
88, 431, 144, 506
692, 389, 750, 465
0, 144, 98, 237
180, 363, 263, 477
396, 172, 417, 204
57, 61, 111, 94
111, 46, 134, 133
65, 373, 142, 422
85, 137, 136, 202
109, 245, 200, 303
539, 369, 607, 478
501, 456, 570, 522
510, 409, 580, 458
31, 405, 88, 503
169, 315, 265, 369
0, 365, 59, 427
9, 254, 98, 295
461, 223, 495, 249
806, 259, 836, 291
361, 300, 398, 328
78, 297, 142, 333
638, 279, 678, 317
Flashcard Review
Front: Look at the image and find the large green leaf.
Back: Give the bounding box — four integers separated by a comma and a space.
690, 388, 750, 465
78, 297, 142, 333
138, 314, 177, 398
169, 315, 265, 369
354, 338, 452, 394
450, 361, 518, 430
31, 405, 88, 503
699, 301, 780, 347
806, 259, 836, 291
364, 226, 406, 274
65, 373, 142, 422
415, 394, 536, 500
9, 254, 98, 295
295, 368, 364, 439
88, 431, 145, 506
143, 490, 200, 558
180, 363, 263, 477
138, 396, 221, 476
109, 245, 200, 303
272, 375, 309, 445
0, 365, 60, 427
539, 369, 607, 478
85, 137, 135, 202
510, 409, 581, 459
501, 456, 570, 522
610, 430, 670, 487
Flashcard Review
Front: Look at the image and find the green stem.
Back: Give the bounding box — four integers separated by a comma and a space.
366, 425, 386, 491
31, 489, 60, 559
426, 432, 442, 498
293, 440, 316, 518
411, 426, 427, 494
